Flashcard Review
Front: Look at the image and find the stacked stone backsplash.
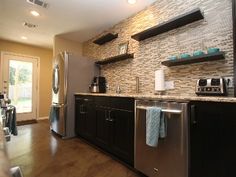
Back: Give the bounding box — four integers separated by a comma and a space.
83, 0, 233, 96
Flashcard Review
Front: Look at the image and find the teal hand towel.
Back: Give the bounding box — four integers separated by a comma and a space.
146, 107, 167, 147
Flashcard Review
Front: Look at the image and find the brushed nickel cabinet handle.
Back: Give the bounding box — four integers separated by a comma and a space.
108, 110, 115, 122
190, 105, 197, 125
105, 110, 109, 121
80, 105, 86, 114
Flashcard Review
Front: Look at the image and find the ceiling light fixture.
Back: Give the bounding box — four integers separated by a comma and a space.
127, 0, 136, 4
21, 36, 28, 40
30, 10, 40, 17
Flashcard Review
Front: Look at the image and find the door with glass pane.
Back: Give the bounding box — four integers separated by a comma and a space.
1, 52, 38, 121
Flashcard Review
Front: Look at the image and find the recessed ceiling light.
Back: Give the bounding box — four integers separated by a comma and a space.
127, 0, 136, 4
21, 36, 28, 40
30, 10, 40, 17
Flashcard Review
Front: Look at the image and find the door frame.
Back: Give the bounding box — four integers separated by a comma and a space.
0, 51, 40, 120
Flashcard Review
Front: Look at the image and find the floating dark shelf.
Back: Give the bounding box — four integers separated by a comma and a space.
93, 33, 118, 45
95, 53, 134, 65
161, 52, 225, 67
131, 8, 204, 41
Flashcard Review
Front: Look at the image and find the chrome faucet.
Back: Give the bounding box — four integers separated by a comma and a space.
116, 85, 121, 94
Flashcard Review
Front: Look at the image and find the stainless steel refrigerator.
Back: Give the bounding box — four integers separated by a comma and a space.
49, 51, 98, 138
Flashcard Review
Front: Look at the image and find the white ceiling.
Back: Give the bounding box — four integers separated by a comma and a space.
0, 0, 157, 49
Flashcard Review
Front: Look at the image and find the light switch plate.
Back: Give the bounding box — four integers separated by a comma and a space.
165, 81, 175, 90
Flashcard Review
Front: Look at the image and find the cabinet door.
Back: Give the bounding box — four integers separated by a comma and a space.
110, 109, 134, 165
83, 98, 96, 142
190, 102, 236, 177
75, 97, 86, 137
95, 106, 111, 152
75, 96, 95, 142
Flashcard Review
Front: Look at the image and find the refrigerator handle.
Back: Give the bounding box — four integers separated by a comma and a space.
53, 104, 63, 108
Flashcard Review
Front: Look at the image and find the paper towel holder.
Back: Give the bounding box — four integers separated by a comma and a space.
154, 69, 166, 94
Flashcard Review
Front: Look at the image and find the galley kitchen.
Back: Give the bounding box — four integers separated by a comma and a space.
1, 0, 236, 177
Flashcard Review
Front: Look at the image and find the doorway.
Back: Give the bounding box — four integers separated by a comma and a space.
1, 52, 39, 121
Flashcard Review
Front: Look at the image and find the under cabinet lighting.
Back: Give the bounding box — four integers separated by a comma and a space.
30, 10, 40, 17
128, 0, 137, 4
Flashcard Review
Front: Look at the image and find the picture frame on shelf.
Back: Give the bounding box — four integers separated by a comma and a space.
118, 42, 129, 55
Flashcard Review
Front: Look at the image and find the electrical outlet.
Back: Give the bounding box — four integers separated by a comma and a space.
224, 77, 234, 88
165, 81, 175, 90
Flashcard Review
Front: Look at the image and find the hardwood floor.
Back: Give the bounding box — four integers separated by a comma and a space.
6, 120, 140, 177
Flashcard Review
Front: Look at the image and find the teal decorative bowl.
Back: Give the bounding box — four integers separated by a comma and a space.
207, 48, 220, 54
180, 53, 191, 59
193, 50, 204, 56
168, 56, 178, 60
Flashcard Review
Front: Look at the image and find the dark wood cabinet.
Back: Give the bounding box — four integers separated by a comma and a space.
75, 95, 134, 166
94, 96, 134, 165
94, 106, 111, 152
75, 96, 96, 142
190, 102, 236, 177
110, 109, 134, 165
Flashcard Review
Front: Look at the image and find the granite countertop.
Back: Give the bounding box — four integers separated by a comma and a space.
74, 92, 236, 103
0, 111, 11, 177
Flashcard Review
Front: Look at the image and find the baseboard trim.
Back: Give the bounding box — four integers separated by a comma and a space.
37, 116, 49, 120
17, 119, 37, 126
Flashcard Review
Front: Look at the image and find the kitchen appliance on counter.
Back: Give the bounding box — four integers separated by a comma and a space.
49, 51, 98, 138
0, 93, 11, 108
89, 76, 106, 93
195, 78, 227, 96
135, 100, 189, 177
0, 93, 4, 108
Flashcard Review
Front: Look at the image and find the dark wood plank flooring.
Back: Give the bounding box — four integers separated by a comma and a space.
6, 120, 140, 177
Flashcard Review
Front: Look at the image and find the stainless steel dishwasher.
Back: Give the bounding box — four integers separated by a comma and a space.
135, 99, 189, 177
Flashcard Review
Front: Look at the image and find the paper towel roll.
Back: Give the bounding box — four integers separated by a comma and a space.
155, 69, 165, 91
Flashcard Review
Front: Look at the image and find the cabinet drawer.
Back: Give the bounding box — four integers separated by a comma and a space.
109, 97, 134, 111
95, 96, 110, 107
75, 95, 94, 102
95, 96, 134, 111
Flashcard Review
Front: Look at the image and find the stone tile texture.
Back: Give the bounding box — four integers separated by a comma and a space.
83, 0, 233, 96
